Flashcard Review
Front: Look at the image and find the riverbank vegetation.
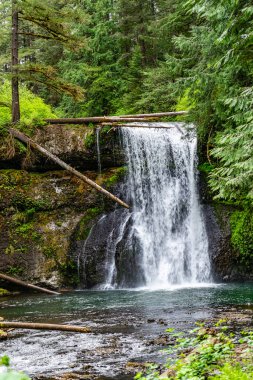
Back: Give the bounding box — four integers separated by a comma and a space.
135, 320, 253, 380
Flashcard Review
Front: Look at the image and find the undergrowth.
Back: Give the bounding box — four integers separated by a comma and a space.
135, 321, 253, 380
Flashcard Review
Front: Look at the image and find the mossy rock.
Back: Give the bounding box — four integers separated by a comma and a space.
230, 208, 253, 264
103, 166, 127, 189
0, 288, 10, 297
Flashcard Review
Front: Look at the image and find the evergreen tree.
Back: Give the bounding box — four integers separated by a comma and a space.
1, 0, 86, 123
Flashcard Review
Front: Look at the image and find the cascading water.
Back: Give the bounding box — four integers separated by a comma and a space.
80, 122, 212, 289
119, 123, 211, 288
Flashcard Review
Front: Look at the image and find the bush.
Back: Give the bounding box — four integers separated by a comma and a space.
0, 81, 55, 132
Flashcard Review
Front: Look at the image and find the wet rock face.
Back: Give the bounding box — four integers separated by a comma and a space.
0, 168, 123, 288
74, 206, 146, 289
33, 125, 125, 171
0, 124, 125, 171
206, 204, 253, 282
0, 121, 127, 289
76, 211, 119, 288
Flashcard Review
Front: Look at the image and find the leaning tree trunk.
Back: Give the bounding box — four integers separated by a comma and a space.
11, 0, 20, 124
9, 128, 130, 209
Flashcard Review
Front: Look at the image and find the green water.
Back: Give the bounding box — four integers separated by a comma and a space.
0, 284, 253, 379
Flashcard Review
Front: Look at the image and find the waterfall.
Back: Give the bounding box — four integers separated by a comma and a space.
119, 124, 211, 288
80, 123, 212, 289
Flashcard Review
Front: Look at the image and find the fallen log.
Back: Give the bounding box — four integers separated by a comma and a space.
100, 123, 178, 129
45, 111, 188, 125
9, 128, 130, 209
0, 273, 60, 295
45, 117, 152, 124
0, 321, 91, 333
118, 111, 188, 118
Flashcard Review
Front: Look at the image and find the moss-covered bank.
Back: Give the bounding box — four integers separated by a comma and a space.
0, 166, 126, 289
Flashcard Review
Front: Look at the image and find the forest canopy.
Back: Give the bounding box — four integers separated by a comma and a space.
0, 0, 252, 206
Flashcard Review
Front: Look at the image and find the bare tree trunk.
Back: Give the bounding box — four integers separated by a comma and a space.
9, 128, 130, 209
0, 273, 60, 295
0, 322, 91, 333
11, 0, 20, 123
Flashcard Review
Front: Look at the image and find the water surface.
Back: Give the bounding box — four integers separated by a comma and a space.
1, 284, 253, 378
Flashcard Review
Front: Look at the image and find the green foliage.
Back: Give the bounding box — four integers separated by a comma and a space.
135, 323, 253, 380
11, 195, 50, 212
0, 81, 55, 132
209, 87, 253, 204
0, 0, 252, 207
0, 288, 10, 296
171, 0, 253, 205
198, 162, 214, 173
0, 356, 30, 380
212, 364, 253, 380
230, 209, 253, 261
6, 266, 23, 276
84, 131, 96, 149
176, 89, 195, 112
0, 357, 10, 367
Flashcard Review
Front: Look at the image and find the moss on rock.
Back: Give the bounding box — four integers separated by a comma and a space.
230, 208, 253, 264
0, 288, 10, 297
0, 166, 126, 288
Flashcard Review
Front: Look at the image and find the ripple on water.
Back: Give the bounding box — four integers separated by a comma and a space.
1, 285, 253, 378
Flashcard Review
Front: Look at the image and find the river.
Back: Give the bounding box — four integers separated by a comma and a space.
1, 284, 253, 379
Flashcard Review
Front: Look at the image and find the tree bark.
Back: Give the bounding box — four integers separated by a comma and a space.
45, 111, 188, 125
9, 128, 130, 209
11, 0, 20, 124
46, 117, 155, 124
0, 322, 91, 333
0, 273, 60, 295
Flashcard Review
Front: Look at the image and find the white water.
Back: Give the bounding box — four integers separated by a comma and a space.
108, 123, 212, 288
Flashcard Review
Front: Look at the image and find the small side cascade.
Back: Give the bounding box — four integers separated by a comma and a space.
96, 127, 102, 174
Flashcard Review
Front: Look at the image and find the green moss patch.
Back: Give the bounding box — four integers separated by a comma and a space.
0, 288, 10, 297
103, 166, 127, 189
77, 207, 104, 241
230, 208, 253, 263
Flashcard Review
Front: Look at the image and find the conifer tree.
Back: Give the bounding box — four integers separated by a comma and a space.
2, 0, 86, 123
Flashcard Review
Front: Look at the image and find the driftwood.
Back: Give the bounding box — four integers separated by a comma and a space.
9, 128, 130, 209
45, 111, 188, 125
0, 273, 60, 295
0, 321, 91, 333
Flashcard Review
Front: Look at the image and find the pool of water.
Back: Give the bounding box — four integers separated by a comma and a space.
0, 283, 253, 379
